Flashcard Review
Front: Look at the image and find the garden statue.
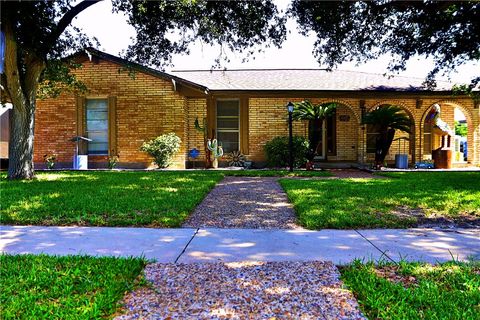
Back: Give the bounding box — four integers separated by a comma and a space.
207, 139, 224, 168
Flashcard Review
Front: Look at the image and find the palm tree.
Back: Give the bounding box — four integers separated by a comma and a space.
362, 105, 412, 167
293, 100, 336, 156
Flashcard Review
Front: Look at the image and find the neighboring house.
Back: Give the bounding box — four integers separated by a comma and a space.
29, 48, 479, 169
0, 104, 12, 169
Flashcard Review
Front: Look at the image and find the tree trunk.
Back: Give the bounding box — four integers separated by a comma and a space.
8, 102, 36, 179
375, 129, 396, 167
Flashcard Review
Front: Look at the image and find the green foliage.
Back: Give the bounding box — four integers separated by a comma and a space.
264, 136, 310, 168
0, 171, 223, 227
362, 105, 412, 165
113, 0, 287, 67
362, 105, 412, 134
140, 133, 181, 168
292, 100, 336, 121
0, 254, 146, 319
280, 172, 480, 229
455, 121, 468, 137
340, 260, 480, 320
290, 1, 480, 89
108, 155, 119, 169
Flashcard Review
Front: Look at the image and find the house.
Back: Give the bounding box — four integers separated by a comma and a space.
30, 48, 479, 169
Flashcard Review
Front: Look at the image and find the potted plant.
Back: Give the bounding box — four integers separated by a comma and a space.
43, 154, 57, 169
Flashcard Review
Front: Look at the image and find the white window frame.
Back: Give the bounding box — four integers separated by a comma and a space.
216, 98, 240, 153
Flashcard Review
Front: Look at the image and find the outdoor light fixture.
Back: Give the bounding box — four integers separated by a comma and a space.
287, 101, 294, 172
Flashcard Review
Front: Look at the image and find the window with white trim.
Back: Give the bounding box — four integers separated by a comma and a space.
85, 98, 108, 155
216, 99, 240, 153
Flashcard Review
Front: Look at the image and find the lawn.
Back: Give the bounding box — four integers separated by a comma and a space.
0, 254, 146, 319
1, 171, 223, 227
0, 169, 330, 227
340, 260, 480, 320
280, 172, 480, 229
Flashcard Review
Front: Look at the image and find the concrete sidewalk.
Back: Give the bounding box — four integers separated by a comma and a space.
1, 225, 478, 264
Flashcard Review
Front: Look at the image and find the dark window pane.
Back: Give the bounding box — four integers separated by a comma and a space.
217, 131, 239, 153
366, 134, 378, 153
217, 118, 239, 130
217, 100, 239, 116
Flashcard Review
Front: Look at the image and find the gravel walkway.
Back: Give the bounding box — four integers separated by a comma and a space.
183, 177, 299, 229
116, 261, 366, 320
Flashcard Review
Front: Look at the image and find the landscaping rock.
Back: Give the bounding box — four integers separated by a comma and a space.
116, 261, 366, 320
183, 177, 299, 229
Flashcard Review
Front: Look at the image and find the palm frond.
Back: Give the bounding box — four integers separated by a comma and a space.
292, 100, 337, 121
362, 105, 412, 133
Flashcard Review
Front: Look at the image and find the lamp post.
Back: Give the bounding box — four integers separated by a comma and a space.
287, 101, 294, 172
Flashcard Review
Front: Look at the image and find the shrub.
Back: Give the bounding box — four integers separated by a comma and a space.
140, 133, 181, 168
264, 136, 310, 168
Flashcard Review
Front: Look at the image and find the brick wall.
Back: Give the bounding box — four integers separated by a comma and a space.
35, 58, 187, 169
34, 58, 480, 168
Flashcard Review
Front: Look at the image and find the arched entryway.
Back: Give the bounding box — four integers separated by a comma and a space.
307, 101, 360, 161
364, 103, 415, 165
421, 101, 474, 165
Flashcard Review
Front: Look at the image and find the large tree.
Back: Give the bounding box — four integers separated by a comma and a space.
1, 0, 286, 179
290, 1, 480, 90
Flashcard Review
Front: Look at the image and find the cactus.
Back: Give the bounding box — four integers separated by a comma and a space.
207, 139, 224, 159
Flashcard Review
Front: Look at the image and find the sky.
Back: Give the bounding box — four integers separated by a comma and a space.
72, 0, 479, 84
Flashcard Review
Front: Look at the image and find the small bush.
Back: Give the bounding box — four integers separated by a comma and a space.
264, 136, 310, 168
140, 133, 181, 168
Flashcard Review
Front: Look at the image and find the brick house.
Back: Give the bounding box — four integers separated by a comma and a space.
30, 49, 479, 169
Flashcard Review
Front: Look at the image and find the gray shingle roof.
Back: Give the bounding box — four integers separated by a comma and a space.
169, 69, 453, 92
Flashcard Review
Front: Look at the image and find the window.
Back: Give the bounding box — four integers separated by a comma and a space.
216, 100, 240, 153
85, 99, 108, 155
366, 124, 378, 153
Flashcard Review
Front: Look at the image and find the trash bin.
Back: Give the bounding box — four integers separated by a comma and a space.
394, 136, 410, 169
395, 154, 409, 169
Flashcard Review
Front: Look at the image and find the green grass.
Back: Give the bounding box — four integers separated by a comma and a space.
1, 171, 223, 227
0, 254, 146, 319
280, 172, 480, 229
340, 260, 480, 320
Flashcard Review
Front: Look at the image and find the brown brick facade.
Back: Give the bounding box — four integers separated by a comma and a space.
33, 56, 480, 169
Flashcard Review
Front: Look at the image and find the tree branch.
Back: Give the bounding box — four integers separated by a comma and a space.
46, 0, 102, 49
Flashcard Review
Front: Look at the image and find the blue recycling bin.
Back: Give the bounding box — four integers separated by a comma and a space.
395, 154, 409, 169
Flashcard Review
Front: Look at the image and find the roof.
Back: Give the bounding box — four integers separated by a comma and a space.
169, 69, 454, 92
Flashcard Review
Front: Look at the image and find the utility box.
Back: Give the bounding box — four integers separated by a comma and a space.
70, 136, 92, 170
74, 155, 88, 170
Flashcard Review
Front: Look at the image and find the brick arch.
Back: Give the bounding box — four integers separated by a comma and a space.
368, 100, 416, 121
318, 99, 361, 123
421, 100, 473, 125
420, 100, 475, 163
365, 100, 416, 162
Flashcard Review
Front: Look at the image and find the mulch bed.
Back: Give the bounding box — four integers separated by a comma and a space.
183, 177, 299, 229
116, 261, 366, 320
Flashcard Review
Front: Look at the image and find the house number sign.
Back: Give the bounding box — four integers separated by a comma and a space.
339, 115, 350, 122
